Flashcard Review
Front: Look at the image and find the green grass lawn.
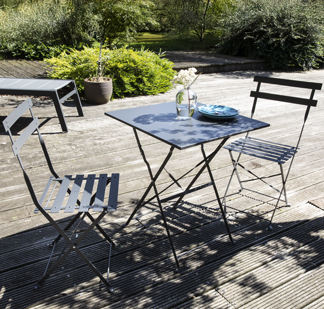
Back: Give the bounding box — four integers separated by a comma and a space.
118, 32, 221, 52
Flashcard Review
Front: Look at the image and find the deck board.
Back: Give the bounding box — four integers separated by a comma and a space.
1, 70, 324, 308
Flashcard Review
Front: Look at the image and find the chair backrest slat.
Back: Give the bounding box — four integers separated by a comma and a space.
254, 76, 322, 90
107, 173, 119, 211
2, 97, 33, 132
250, 91, 318, 107
12, 117, 39, 156
250, 76, 322, 121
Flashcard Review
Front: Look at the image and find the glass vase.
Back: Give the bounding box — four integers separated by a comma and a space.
175, 86, 197, 120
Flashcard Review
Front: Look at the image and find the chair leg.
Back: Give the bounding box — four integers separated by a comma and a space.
222, 150, 244, 212
279, 163, 290, 206
35, 210, 114, 292
85, 212, 116, 247
50, 212, 83, 247
35, 243, 74, 290
230, 151, 245, 192
267, 164, 291, 229
73, 244, 114, 292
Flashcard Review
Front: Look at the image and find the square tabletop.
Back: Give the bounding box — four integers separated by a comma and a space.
0, 78, 73, 92
105, 102, 269, 150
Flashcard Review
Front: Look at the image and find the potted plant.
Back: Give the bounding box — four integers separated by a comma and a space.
84, 42, 113, 105
84, 0, 155, 104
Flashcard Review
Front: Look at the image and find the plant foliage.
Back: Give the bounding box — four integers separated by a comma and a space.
218, 0, 324, 70
45, 46, 176, 98
154, 0, 235, 41
93, 0, 157, 48
0, 0, 98, 59
0, 0, 158, 59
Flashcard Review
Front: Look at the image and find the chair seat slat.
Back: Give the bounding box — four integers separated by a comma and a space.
39, 176, 55, 206
246, 137, 300, 149
79, 174, 96, 212
224, 137, 297, 164
50, 176, 72, 213
233, 148, 291, 164
228, 140, 293, 156
226, 144, 286, 161
225, 142, 295, 157
65, 175, 84, 213
35, 176, 55, 213
227, 137, 297, 152
226, 145, 296, 163
107, 174, 119, 211
242, 137, 296, 151
93, 174, 108, 212
228, 139, 297, 157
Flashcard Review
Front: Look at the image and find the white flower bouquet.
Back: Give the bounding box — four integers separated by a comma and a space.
173, 67, 200, 89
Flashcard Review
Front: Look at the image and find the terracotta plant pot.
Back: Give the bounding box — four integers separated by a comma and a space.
84, 77, 113, 104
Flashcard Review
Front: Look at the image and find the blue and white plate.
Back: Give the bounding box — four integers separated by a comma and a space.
198, 105, 239, 119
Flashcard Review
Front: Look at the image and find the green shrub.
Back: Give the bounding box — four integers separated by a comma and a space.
2, 42, 75, 60
45, 46, 176, 98
218, 0, 324, 70
0, 0, 97, 59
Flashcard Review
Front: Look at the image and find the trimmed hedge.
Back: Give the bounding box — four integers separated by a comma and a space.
45, 47, 176, 98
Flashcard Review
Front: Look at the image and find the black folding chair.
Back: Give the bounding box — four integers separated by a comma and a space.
222, 76, 322, 228
2, 98, 119, 292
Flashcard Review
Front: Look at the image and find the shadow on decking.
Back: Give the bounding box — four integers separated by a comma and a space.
0, 196, 323, 308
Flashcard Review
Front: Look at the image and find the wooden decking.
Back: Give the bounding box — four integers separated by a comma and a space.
1, 69, 324, 308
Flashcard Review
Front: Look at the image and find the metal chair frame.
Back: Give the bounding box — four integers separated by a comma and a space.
222, 76, 322, 228
2, 98, 119, 292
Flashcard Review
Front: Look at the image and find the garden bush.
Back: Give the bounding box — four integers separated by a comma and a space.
45, 46, 176, 98
0, 0, 98, 59
218, 0, 324, 70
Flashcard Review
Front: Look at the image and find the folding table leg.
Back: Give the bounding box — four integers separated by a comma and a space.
125, 128, 180, 269
154, 182, 180, 269
173, 137, 229, 208
201, 144, 234, 243
125, 128, 174, 226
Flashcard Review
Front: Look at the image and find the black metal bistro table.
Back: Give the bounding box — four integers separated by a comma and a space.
105, 101, 269, 268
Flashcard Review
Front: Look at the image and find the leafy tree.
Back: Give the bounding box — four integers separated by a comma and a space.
89, 0, 157, 79
93, 0, 157, 48
154, 0, 234, 41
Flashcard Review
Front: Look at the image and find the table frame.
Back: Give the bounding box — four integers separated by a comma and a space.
0, 78, 83, 132
127, 128, 234, 268
106, 101, 270, 269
